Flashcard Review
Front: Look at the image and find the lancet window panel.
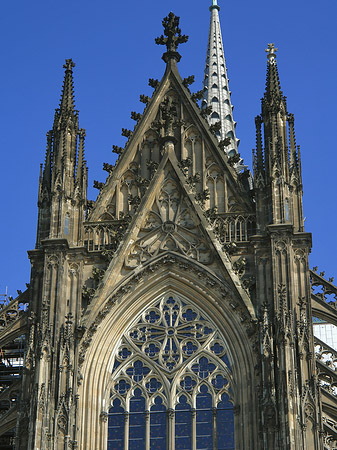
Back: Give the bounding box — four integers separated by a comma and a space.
215, 215, 256, 243
107, 294, 235, 450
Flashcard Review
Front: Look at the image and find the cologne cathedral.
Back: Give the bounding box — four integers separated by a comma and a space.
0, 1, 337, 449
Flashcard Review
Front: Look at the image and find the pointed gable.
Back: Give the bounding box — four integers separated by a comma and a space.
81, 13, 257, 323
88, 58, 252, 225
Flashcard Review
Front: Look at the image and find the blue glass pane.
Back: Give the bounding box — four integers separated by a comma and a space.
129, 389, 146, 450
217, 395, 235, 450
196, 387, 213, 450
108, 399, 124, 450
192, 357, 216, 378
126, 360, 150, 382
175, 396, 191, 450
150, 397, 166, 450
64, 216, 69, 235
221, 354, 232, 370
180, 376, 196, 392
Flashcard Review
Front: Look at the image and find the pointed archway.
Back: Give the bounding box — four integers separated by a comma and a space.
78, 258, 259, 449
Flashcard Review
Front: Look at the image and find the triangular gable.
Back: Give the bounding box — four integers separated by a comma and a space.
86, 145, 255, 322
89, 61, 253, 223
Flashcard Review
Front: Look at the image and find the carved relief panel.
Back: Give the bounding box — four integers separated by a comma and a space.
125, 176, 213, 268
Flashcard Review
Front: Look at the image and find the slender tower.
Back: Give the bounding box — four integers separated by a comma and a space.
253, 45, 322, 449
202, 0, 239, 157
36, 59, 87, 248
16, 60, 88, 450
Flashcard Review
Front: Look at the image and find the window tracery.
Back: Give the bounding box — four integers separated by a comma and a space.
107, 294, 235, 449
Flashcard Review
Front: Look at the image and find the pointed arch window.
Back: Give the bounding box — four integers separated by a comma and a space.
212, 97, 219, 103
211, 112, 220, 119
64, 213, 70, 235
107, 295, 235, 450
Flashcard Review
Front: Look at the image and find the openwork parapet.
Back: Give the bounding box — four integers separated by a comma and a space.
213, 213, 256, 243
83, 220, 130, 252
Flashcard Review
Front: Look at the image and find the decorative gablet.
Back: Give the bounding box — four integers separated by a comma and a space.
155, 12, 188, 63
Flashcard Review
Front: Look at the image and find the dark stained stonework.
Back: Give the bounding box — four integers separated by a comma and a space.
0, 9, 336, 450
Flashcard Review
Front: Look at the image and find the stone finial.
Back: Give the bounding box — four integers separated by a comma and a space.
63, 59, 75, 71
265, 43, 278, 63
155, 12, 188, 63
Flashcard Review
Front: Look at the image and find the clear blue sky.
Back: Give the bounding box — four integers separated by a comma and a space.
0, 0, 336, 296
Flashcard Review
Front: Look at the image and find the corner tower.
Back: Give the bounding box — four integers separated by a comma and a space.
36, 59, 87, 248
253, 45, 323, 449
253, 44, 303, 233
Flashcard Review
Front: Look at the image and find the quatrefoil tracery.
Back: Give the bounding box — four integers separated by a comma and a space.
109, 295, 234, 410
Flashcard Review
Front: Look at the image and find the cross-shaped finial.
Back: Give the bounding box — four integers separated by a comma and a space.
265, 43, 278, 63
155, 12, 189, 63
63, 59, 75, 71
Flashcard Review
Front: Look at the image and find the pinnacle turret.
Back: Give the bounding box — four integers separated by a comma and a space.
202, 0, 239, 157
253, 45, 304, 232
36, 59, 87, 247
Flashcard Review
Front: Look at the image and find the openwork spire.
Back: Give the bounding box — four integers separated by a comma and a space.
59, 59, 76, 111
155, 12, 188, 63
202, 0, 239, 156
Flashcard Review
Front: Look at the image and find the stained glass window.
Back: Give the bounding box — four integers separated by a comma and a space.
107, 294, 235, 449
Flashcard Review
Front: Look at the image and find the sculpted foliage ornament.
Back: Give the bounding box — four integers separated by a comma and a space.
125, 177, 213, 268
155, 12, 188, 63
152, 96, 183, 138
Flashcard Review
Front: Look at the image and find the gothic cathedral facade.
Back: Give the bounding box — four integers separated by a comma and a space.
0, 3, 337, 450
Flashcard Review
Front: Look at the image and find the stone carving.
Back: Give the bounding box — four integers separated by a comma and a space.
152, 96, 182, 138
182, 75, 195, 88
140, 94, 150, 104
233, 257, 247, 277
155, 12, 188, 63
79, 252, 254, 369
148, 78, 159, 89
125, 177, 213, 268
109, 294, 233, 406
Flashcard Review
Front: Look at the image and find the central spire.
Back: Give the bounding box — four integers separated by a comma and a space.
202, 0, 239, 157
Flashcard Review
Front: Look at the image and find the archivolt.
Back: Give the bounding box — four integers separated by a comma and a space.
78, 260, 258, 449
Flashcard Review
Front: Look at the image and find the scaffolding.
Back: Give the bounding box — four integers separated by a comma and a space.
0, 287, 26, 449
